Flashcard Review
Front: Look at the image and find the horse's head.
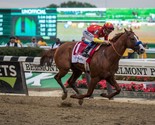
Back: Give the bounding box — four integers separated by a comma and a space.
124, 28, 145, 55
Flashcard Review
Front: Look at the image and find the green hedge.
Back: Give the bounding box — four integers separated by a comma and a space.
0, 46, 155, 58
0, 47, 45, 57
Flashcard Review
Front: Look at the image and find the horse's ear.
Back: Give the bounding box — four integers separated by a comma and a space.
124, 28, 128, 33
124, 28, 130, 35
130, 28, 133, 32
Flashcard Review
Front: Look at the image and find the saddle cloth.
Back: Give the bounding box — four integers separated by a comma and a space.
72, 41, 99, 64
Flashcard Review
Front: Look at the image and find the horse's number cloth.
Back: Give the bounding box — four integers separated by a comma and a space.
72, 41, 99, 64
72, 42, 88, 64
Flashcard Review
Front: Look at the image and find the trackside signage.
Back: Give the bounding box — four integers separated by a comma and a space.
0, 61, 28, 94
23, 62, 59, 73
23, 62, 155, 77
21, 9, 46, 14
116, 66, 155, 77
23, 62, 72, 73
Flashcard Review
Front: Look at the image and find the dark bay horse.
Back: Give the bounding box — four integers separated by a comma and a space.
40, 29, 145, 104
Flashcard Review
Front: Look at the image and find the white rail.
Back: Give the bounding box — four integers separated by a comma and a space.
0, 56, 155, 77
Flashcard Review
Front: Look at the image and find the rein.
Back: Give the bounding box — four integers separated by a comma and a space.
110, 42, 122, 57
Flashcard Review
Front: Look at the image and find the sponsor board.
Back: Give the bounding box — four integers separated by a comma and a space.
23, 62, 58, 73
23, 62, 155, 77
23, 62, 72, 73
116, 65, 155, 77
0, 61, 28, 94
25, 72, 72, 88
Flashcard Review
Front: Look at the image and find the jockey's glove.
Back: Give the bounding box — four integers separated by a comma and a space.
105, 40, 110, 45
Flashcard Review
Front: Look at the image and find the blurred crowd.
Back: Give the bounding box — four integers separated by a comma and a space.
5, 36, 62, 49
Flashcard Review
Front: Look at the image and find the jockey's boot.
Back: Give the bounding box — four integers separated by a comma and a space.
82, 46, 91, 57
82, 41, 95, 57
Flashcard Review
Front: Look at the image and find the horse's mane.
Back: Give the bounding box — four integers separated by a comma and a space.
110, 32, 124, 43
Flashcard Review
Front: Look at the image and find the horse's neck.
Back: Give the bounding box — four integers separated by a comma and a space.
105, 35, 127, 63
113, 35, 127, 57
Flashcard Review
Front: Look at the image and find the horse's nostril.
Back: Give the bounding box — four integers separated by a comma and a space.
140, 49, 143, 51
139, 49, 145, 54
141, 49, 145, 52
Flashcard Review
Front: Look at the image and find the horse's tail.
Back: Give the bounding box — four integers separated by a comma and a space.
40, 48, 57, 66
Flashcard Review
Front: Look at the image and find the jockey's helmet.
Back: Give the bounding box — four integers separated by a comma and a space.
103, 22, 114, 34
103, 22, 114, 31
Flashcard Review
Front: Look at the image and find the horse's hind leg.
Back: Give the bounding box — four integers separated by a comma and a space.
67, 70, 82, 94
54, 69, 69, 100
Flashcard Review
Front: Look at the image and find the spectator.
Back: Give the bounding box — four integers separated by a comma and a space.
128, 49, 135, 58
15, 36, 22, 47
38, 37, 47, 46
72, 39, 76, 42
6, 36, 21, 47
122, 49, 129, 59
51, 38, 62, 49
28, 37, 39, 47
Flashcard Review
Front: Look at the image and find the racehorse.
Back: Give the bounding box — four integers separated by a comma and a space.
40, 28, 145, 104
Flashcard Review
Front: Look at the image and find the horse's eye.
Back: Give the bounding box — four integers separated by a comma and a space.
131, 38, 135, 41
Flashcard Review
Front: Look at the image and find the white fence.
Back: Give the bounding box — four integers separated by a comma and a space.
23, 58, 155, 77
0, 56, 155, 77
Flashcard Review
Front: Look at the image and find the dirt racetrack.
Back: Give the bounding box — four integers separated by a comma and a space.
0, 91, 155, 125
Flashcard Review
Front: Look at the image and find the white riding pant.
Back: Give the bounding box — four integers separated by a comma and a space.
83, 30, 94, 42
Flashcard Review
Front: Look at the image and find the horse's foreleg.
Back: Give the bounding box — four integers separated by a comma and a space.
71, 77, 100, 99
101, 78, 121, 100
54, 70, 69, 100
108, 82, 121, 99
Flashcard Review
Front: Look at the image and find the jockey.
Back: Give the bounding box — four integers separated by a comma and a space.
82, 22, 114, 57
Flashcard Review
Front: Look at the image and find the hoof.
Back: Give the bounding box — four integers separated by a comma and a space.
109, 97, 114, 100
62, 92, 67, 100
100, 93, 107, 98
70, 94, 77, 98
78, 99, 84, 105
89, 95, 94, 99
